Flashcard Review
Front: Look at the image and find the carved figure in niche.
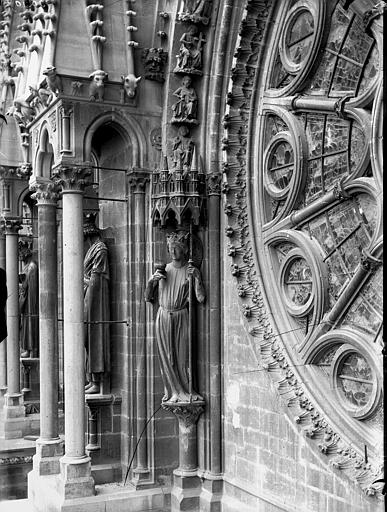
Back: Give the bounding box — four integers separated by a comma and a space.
142, 48, 168, 83
175, 25, 205, 74
43, 66, 63, 96
179, 0, 212, 24
18, 240, 39, 358
83, 213, 110, 394
0, 267, 7, 343
172, 126, 194, 170
120, 73, 141, 101
171, 75, 198, 124
89, 69, 108, 102
145, 231, 205, 403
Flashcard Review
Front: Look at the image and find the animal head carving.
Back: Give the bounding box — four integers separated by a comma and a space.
90, 69, 108, 86
121, 73, 141, 98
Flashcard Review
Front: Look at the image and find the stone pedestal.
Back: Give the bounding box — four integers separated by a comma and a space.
163, 400, 205, 512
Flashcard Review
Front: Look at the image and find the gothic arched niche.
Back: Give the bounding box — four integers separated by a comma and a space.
223, 0, 383, 498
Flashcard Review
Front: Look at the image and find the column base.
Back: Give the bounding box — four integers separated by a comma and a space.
171, 472, 202, 512
0, 393, 25, 439
198, 471, 224, 512
33, 437, 64, 475
59, 455, 95, 499
131, 467, 152, 488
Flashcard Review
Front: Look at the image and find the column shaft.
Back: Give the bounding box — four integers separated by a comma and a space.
6, 229, 21, 396
38, 202, 59, 440
62, 191, 85, 458
0, 231, 6, 390
208, 192, 222, 474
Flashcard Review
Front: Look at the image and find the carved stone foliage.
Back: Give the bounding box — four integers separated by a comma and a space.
223, 0, 383, 499
52, 164, 92, 192
142, 48, 168, 83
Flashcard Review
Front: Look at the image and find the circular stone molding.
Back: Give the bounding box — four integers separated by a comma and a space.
279, 248, 314, 318
330, 344, 381, 420
263, 132, 295, 200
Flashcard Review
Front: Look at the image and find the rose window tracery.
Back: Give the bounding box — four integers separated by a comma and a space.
224, 0, 383, 496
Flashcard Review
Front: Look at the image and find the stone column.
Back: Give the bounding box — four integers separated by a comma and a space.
52, 164, 94, 498
0, 226, 7, 398
0, 217, 25, 438
128, 169, 150, 485
29, 176, 63, 474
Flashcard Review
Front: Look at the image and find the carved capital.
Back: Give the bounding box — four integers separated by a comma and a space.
52, 163, 92, 192
206, 173, 222, 195
0, 217, 22, 235
162, 400, 205, 428
59, 103, 73, 118
127, 168, 150, 193
29, 176, 59, 205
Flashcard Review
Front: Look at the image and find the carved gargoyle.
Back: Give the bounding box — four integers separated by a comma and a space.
43, 66, 62, 95
89, 69, 108, 101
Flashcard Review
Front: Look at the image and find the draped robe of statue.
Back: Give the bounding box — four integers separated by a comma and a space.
19, 259, 39, 356
84, 239, 110, 377
0, 267, 7, 342
146, 261, 205, 403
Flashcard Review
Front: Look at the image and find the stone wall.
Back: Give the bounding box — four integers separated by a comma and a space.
221, 246, 382, 512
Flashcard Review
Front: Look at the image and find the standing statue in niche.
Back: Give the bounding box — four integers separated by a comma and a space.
19, 240, 39, 358
171, 75, 198, 124
174, 25, 205, 74
83, 213, 110, 394
145, 231, 205, 403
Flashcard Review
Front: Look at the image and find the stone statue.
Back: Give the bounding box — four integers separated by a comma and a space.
145, 231, 205, 403
19, 240, 39, 358
172, 126, 194, 170
83, 214, 110, 394
0, 267, 7, 343
178, 0, 212, 24
171, 76, 198, 124
175, 25, 205, 74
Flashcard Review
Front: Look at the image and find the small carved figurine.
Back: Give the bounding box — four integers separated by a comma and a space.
179, 0, 213, 24
171, 75, 198, 124
43, 66, 63, 95
174, 25, 205, 74
171, 126, 194, 170
19, 240, 39, 358
145, 231, 205, 403
142, 48, 168, 83
89, 69, 108, 101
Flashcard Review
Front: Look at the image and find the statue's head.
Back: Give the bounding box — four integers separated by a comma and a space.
166, 231, 189, 261
182, 75, 192, 88
83, 212, 100, 239
18, 239, 32, 261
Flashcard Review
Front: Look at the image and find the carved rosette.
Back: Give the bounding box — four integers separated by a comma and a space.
127, 169, 150, 194
52, 164, 92, 193
29, 177, 59, 206
0, 217, 22, 235
162, 400, 205, 429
